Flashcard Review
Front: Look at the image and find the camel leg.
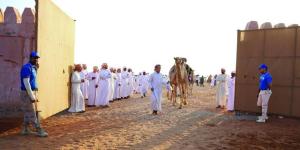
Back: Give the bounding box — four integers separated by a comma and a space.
171, 85, 176, 106
178, 85, 183, 109
172, 88, 176, 106
183, 84, 188, 105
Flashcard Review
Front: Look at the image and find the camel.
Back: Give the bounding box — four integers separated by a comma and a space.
169, 57, 189, 109
181, 57, 194, 96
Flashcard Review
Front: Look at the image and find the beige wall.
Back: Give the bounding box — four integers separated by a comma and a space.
37, 0, 75, 118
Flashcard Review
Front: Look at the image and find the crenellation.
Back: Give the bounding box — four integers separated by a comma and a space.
4, 7, 21, 24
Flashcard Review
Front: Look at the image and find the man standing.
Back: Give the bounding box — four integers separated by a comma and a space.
108, 68, 116, 102
211, 75, 217, 87
80, 64, 89, 102
200, 76, 205, 87
20, 52, 48, 137
121, 67, 129, 99
149, 65, 166, 115
95, 63, 111, 107
195, 75, 199, 86
127, 68, 134, 98
216, 68, 228, 109
227, 71, 236, 112
256, 64, 272, 123
114, 68, 122, 100
86, 66, 99, 107
69, 64, 85, 113
139, 71, 148, 98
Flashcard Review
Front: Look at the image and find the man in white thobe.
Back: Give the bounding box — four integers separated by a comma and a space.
133, 75, 139, 94
80, 64, 89, 101
121, 67, 129, 99
139, 72, 148, 98
127, 69, 134, 97
136, 73, 142, 94
149, 64, 166, 115
114, 68, 122, 100
95, 63, 111, 107
69, 64, 85, 113
211, 75, 217, 87
227, 71, 236, 112
86, 66, 99, 106
216, 68, 228, 109
108, 68, 116, 102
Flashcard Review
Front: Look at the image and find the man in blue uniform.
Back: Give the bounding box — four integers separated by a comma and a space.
256, 64, 272, 123
20, 51, 48, 137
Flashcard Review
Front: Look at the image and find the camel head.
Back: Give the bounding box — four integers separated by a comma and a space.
181, 58, 187, 64
174, 57, 182, 65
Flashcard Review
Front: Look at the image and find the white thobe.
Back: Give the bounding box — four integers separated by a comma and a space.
114, 73, 122, 99
86, 72, 98, 106
227, 77, 235, 111
136, 76, 141, 93
69, 71, 85, 112
133, 76, 138, 93
127, 73, 134, 96
216, 74, 228, 106
95, 69, 111, 106
211, 78, 215, 87
139, 75, 148, 96
108, 72, 116, 101
120, 71, 129, 97
80, 70, 89, 100
149, 72, 166, 111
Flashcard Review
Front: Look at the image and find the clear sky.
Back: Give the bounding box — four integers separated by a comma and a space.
1, 0, 300, 75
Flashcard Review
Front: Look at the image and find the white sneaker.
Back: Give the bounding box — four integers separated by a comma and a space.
256, 118, 266, 123
258, 116, 268, 120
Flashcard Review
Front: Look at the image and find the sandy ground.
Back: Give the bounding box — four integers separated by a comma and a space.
1, 85, 300, 150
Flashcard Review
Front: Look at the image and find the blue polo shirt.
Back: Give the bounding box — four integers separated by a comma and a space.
20, 63, 38, 91
259, 72, 272, 90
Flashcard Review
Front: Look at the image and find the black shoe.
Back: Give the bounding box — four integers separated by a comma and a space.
152, 110, 158, 115
216, 105, 221, 109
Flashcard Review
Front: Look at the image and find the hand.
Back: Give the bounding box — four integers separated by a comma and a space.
81, 79, 85, 82
151, 88, 154, 92
92, 77, 96, 80
95, 85, 98, 88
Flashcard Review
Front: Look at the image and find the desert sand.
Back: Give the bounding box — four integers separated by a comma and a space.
1, 85, 300, 150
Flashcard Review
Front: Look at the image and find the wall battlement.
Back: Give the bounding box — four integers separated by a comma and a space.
0, 7, 36, 117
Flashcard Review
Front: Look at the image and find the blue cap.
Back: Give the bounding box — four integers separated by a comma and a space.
30, 51, 40, 58
259, 64, 268, 70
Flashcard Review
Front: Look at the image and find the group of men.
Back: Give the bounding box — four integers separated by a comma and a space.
68, 64, 151, 113
195, 75, 205, 87
214, 68, 236, 112
214, 64, 273, 123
